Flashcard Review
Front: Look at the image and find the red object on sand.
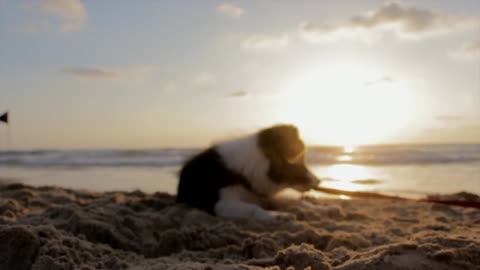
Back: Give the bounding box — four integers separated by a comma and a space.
420, 198, 480, 209
313, 186, 480, 209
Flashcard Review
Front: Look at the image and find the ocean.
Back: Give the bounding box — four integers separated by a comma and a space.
1, 144, 479, 197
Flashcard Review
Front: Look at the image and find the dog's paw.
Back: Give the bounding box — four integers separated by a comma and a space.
273, 198, 342, 217
253, 209, 295, 222
302, 201, 343, 217
318, 205, 342, 216
270, 211, 296, 222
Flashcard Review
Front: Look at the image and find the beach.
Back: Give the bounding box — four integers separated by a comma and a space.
1, 181, 479, 270
2, 0, 479, 269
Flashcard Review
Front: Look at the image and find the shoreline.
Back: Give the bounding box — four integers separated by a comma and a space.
1, 182, 479, 269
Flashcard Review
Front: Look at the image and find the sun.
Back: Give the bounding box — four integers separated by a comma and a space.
272, 60, 416, 146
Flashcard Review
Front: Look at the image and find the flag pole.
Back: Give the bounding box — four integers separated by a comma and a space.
7, 120, 11, 151
0, 111, 9, 151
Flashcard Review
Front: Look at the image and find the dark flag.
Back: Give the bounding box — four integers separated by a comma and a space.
0, 111, 8, 124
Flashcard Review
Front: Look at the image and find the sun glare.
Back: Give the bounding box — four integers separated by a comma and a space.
343, 145, 355, 153
275, 60, 416, 146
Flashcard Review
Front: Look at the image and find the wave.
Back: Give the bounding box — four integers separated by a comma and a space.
0, 144, 479, 168
306, 144, 480, 165
0, 149, 197, 168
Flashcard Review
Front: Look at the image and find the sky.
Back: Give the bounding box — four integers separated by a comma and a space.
0, 0, 479, 149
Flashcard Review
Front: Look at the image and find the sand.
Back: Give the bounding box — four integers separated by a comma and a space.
0, 181, 479, 270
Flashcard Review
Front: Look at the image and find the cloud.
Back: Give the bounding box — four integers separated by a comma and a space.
365, 76, 393, 86
41, 0, 86, 20
62, 66, 154, 79
40, 0, 87, 31
216, 3, 244, 18
193, 72, 215, 85
242, 34, 289, 51
18, 0, 87, 32
449, 40, 480, 60
226, 90, 248, 98
300, 22, 377, 43
63, 67, 118, 78
435, 115, 465, 122
300, 1, 479, 43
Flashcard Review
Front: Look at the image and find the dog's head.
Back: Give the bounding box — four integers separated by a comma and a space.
258, 124, 320, 191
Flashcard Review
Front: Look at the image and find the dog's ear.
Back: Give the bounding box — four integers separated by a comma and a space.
258, 124, 304, 163
258, 124, 294, 162
258, 136, 282, 169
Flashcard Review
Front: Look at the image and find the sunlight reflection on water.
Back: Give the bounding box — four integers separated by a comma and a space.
311, 161, 480, 197
313, 164, 373, 191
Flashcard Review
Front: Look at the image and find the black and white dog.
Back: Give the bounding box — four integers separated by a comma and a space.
176, 124, 320, 220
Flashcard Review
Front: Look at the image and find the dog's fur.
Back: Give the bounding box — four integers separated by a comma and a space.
176, 124, 319, 220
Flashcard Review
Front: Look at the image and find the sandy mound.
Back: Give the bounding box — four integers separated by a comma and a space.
0, 182, 479, 270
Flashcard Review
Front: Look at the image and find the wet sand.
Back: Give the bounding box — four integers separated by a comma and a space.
0, 181, 479, 270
